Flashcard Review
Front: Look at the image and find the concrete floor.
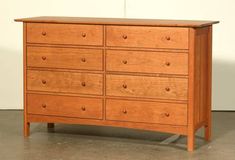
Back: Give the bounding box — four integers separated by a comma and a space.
0, 111, 234, 160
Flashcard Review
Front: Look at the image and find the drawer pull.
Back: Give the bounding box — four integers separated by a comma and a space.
81, 58, 86, 62
42, 32, 47, 36
165, 113, 170, 117
122, 60, 127, 64
122, 84, 127, 89
165, 62, 171, 66
42, 104, 47, 108
81, 82, 86, 87
165, 87, 170, 92
81, 106, 86, 111
166, 36, 171, 41
41, 80, 47, 84
82, 33, 86, 37
122, 109, 127, 114
122, 35, 128, 39
42, 56, 47, 60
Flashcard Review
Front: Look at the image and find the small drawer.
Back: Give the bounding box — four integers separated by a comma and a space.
106, 26, 188, 49
106, 99, 187, 125
27, 70, 103, 95
27, 23, 103, 46
106, 74, 188, 100
27, 46, 103, 70
27, 94, 103, 119
106, 50, 188, 75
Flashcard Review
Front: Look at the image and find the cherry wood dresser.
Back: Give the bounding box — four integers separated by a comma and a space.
15, 17, 218, 151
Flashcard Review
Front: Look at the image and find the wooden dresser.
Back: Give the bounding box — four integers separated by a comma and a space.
15, 17, 218, 151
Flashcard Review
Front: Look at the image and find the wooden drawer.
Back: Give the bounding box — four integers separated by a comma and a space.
27, 70, 103, 95
106, 99, 187, 125
106, 26, 188, 49
27, 46, 103, 70
27, 94, 103, 119
106, 50, 188, 75
106, 74, 188, 100
27, 23, 103, 46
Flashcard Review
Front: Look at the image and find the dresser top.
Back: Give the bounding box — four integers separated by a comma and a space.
15, 16, 219, 28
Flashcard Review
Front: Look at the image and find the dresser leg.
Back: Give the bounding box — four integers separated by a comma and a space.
47, 123, 55, 128
205, 122, 211, 141
187, 133, 195, 151
24, 122, 30, 137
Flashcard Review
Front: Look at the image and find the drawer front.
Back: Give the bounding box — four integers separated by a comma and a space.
27, 94, 103, 119
27, 70, 103, 95
27, 46, 103, 70
106, 74, 188, 100
27, 23, 103, 46
106, 50, 188, 75
106, 99, 187, 125
106, 26, 188, 49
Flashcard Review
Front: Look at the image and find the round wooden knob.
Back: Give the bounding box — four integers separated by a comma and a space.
42, 32, 47, 36
81, 82, 86, 87
122, 60, 127, 64
122, 35, 127, 39
81, 106, 86, 111
123, 110, 127, 114
122, 84, 127, 89
165, 62, 170, 66
42, 80, 47, 84
166, 36, 171, 41
42, 104, 47, 108
82, 33, 86, 37
81, 58, 86, 62
165, 87, 170, 92
165, 113, 170, 117
42, 56, 46, 60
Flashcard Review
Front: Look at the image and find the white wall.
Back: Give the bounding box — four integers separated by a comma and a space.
0, 0, 234, 110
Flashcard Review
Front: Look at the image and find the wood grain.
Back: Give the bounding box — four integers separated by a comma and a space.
15, 16, 219, 28
106, 26, 189, 49
23, 23, 30, 137
27, 46, 103, 70
188, 28, 196, 151
106, 50, 188, 75
106, 74, 188, 100
27, 93, 103, 119
28, 114, 188, 135
27, 23, 103, 46
15, 17, 217, 151
106, 99, 187, 125
27, 70, 103, 95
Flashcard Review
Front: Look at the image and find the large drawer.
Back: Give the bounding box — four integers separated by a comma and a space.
106, 26, 188, 49
106, 50, 188, 75
27, 46, 103, 70
27, 94, 103, 119
106, 74, 188, 100
27, 23, 103, 46
106, 99, 187, 125
27, 70, 103, 95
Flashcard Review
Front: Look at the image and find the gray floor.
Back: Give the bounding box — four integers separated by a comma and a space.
0, 111, 234, 160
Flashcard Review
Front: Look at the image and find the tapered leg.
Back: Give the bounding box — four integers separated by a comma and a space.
47, 123, 55, 128
187, 133, 195, 151
24, 122, 30, 137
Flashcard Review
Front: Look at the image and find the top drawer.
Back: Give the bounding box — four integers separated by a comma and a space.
27, 23, 103, 46
106, 26, 188, 49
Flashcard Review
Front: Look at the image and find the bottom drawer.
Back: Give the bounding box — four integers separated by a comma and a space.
27, 94, 103, 119
106, 99, 187, 125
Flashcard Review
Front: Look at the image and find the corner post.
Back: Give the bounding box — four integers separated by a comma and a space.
205, 26, 212, 141
188, 28, 196, 151
23, 22, 30, 137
